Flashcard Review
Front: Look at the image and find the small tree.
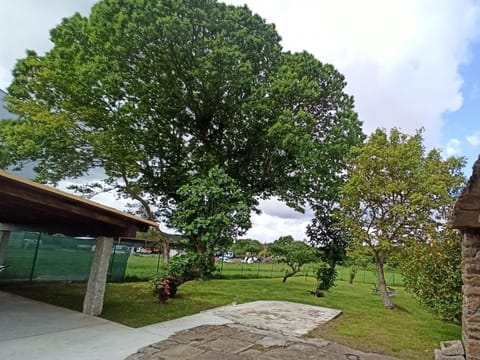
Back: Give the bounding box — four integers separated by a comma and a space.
307, 200, 350, 278
172, 166, 251, 277
269, 235, 318, 282
338, 128, 464, 309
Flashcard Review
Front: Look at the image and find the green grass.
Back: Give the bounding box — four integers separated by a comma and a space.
124, 254, 164, 280
4, 277, 458, 359
125, 256, 404, 286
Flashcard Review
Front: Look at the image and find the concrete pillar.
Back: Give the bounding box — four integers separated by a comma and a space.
0, 231, 10, 265
83, 236, 113, 316
462, 231, 480, 360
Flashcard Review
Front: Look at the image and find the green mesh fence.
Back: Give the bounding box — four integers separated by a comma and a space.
0, 232, 133, 283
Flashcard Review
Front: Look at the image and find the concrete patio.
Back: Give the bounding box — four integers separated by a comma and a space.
0, 291, 400, 360
0, 291, 229, 360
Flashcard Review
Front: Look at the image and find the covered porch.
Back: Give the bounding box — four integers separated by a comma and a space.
0, 170, 157, 315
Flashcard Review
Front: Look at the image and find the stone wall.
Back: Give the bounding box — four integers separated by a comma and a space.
462, 231, 480, 360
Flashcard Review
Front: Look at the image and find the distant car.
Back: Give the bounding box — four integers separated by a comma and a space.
135, 247, 152, 255
218, 256, 233, 262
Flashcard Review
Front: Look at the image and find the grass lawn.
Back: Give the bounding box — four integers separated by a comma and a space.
125, 255, 404, 286
4, 277, 458, 359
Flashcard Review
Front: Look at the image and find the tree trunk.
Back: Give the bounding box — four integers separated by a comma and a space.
282, 270, 299, 283
374, 252, 394, 309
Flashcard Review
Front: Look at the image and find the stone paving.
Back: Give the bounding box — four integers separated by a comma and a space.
205, 300, 342, 336
126, 324, 402, 360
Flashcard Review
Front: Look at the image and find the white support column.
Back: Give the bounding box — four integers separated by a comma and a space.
0, 231, 11, 265
83, 236, 113, 316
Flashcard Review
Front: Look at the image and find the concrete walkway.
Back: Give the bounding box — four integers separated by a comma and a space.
0, 291, 230, 360
0, 291, 401, 360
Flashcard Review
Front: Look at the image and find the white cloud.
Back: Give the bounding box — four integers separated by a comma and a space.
228, 0, 480, 149
0, 0, 96, 89
467, 131, 480, 146
256, 198, 313, 220
445, 138, 462, 156
245, 211, 311, 243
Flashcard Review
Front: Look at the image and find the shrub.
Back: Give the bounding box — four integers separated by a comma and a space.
400, 232, 462, 322
315, 263, 337, 291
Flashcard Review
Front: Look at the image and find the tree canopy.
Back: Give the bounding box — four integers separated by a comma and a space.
230, 238, 264, 257
0, 0, 364, 225
338, 128, 465, 309
269, 235, 317, 282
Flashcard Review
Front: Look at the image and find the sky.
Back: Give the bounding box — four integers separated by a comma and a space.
1, 0, 480, 242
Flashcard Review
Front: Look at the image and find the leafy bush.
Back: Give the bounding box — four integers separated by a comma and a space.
315, 262, 337, 290
400, 232, 462, 322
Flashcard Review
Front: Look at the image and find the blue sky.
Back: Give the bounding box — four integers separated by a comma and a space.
442, 40, 480, 171
1, 1, 480, 241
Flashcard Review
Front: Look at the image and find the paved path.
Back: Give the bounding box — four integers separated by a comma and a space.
0, 291, 230, 360
126, 324, 402, 360
1, 291, 402, 360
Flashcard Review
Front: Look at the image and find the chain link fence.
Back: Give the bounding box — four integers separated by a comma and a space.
0, 231, 133, 283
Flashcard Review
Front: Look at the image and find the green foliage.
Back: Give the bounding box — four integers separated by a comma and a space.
1, 0, 363, 226
230, 238, 264, 256
269, 235, 318, 282
338, 128, 465, 308
172, 166, 251, 257
315, 262, 337, 291
307, 200, 351, 268
164, 252, 214, 284
400, 231, 462, 321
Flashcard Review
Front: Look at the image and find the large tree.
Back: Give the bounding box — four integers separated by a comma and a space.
1, 0, 363, 233
338, 128, 464, 309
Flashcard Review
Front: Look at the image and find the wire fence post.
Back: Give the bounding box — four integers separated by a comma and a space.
29, 233, 42, 283
257, 261, 260, 278
108, 243, 117, 281
240, 261, 244, 278
271, 262, 274, 278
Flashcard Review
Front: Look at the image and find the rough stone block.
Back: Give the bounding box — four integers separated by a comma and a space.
464, 339, 480, 360
158, 343, 206, 359
464, 262, 480, 276
201, 338, 253, 354
441, 340, 465, 356
194, 350, 240, 360
239, 349, 264, 359
462, 247, 480, 258
256, 336, 288, 348
257, 348, 308, 360
434, 349, 465, 360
